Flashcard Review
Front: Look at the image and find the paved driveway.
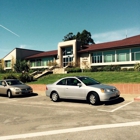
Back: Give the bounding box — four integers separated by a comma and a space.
0, 93, 140, 140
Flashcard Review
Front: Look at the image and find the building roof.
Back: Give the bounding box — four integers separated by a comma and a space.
26, 50, 57, 59
25, 34, 140, 59
78, 35, 140, 53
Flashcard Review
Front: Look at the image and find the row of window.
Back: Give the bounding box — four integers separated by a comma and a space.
92, 48, 140, 63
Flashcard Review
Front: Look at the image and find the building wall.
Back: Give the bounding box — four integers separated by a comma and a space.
90, 47, 140, 68
16, 48, 43, 60
80, 53, 91, 69
3, 48, 43, 70
58, 40, 77, 67
3, 49, 16, 70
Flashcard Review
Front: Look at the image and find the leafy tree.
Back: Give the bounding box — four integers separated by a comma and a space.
63, 30, 95, 45
63, 32, 76, 41
14, 60, 30, 72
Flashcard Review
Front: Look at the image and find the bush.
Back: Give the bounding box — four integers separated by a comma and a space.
66, 67, 81, 73
83, 69, 92, 72
121, 68, 128, 71
134, 63, 140, 71
111, 65, 121, 71
127, 68, 134, 71
19, 73, 33, 83
3, 74, 17, 79
103, 65, 112, 71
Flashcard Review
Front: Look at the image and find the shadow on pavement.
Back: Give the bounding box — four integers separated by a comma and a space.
103, 97, 125, 106
56, 97, 125, 106
0, 93, 38, 99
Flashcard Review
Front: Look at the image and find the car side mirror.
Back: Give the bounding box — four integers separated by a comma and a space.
77, 83, 82, 87
2, 82, 6, 86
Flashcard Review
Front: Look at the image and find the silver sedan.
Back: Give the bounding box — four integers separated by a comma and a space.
0, 79, 33, 98
46, 76, 120, 105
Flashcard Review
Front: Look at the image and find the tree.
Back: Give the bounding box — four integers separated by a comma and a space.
14, 60, 30, 72
63, 30, 95, 45
63, 32, 76, 41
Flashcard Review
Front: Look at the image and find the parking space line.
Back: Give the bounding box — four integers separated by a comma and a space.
0, 121, 140, 140
98, 101, 134, 112
110, 101, 134, 112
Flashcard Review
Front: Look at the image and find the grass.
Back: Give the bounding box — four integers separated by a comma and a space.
29, 71, 140, 84
0, 71, 140, 84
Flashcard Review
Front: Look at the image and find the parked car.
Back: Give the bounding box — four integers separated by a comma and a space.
46, 76, 120, 105
0, 79, 33, 98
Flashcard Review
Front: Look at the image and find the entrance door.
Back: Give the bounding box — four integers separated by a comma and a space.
63, 55, 73, 67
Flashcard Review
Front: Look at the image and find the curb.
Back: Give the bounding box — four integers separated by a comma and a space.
134, 96, 140, 101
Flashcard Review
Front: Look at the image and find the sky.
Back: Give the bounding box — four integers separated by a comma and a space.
0, 0, 140, 59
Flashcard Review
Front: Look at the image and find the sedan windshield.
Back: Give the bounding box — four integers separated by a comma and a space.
77, 77, 100, 86
6, 80, 23, 85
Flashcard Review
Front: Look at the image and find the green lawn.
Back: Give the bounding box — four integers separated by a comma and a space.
30, 71, 140, 84
0, 71, 140, 84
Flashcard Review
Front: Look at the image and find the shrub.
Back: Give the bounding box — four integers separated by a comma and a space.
91, 67, 98, 72
111, 65, 121, 71
121, 68, 128, 71
103, 65, 112, 71
3, 74, 17, 79
19, 73, 33, 83
83, 69, 92, 72
127, 68, 134, 71
66, 67, 81, 73
134, 63, 140, 71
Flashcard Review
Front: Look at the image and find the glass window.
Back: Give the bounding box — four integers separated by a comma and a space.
131, 47, 140, 61
103, 50, 115, 62
118, 53, 126, 61
5, 60, 11, 67
92, 52, 102, 63
62, 46, 73, 56
57, 79, 67, 85
135, 52, 140, 60
116, 49, 129, 62
105, 54, 112, 62
66, 78, 80, 86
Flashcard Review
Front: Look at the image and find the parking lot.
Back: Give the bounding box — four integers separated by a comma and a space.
0, 93, 140, 140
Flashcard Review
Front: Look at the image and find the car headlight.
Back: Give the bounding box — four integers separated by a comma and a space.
105, 89, 111, 92
100, 88, 111, 93
15, 88, 21, 92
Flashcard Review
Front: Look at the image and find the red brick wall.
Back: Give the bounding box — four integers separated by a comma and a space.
29, 84, 140, 94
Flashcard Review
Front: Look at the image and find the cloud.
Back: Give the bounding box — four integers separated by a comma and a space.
19, 45, 27, 48
0, 24, 20, 37
92, 27, 140, 44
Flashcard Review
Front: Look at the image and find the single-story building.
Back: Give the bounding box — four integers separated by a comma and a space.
2, 34, 140, 72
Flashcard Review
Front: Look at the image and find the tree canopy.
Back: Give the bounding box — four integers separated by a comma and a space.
63, 30, 95, 45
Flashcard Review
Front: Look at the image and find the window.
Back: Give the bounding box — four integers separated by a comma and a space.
104, 54, 112, 62
131, 47, 140, 61
5, 60, 11, 67
92, 52, 102, 63
66, 78, 80, 86
135, 52, 140, 60
116, 49, 129, 62
103, 50, 115, 62
118, 53, 126, 61
57, 79, 67, 85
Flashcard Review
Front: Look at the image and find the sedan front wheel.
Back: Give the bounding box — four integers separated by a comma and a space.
88, 92, 99, 105
7, 90, 12, 98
